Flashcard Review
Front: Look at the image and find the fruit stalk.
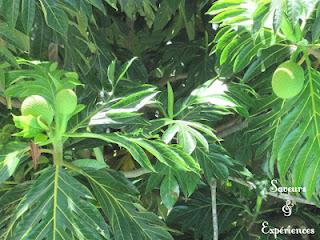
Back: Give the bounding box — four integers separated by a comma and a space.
52, 138, 63, 165
55, 114, 69, 135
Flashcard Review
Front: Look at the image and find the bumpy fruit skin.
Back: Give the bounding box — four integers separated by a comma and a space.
55, 89, 77, 115
272, 61, 305, 99
21, 95, 53, 125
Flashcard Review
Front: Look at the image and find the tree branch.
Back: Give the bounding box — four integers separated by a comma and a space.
216, 118, 248, 137
121, 168, 151, 178
121, 169, 316, 206
266, 192, 315, 206
210, 178, 218, 240
228, 176, 316, 206
158, 73, 188, 86
308, 48, 320, 60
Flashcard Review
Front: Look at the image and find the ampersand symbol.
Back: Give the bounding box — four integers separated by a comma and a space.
282, 200, 294, 217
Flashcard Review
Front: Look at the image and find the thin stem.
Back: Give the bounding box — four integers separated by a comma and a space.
93, 147, 104, 162
40, 148, 54, 154
0, 96, 20, 108
5, 97, 12, 109
248, 195, 263, 231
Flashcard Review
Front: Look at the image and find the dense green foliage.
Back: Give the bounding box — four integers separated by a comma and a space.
1, 0, 320, 239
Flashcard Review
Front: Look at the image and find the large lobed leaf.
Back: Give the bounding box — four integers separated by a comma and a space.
0, 182, 30, 239
5, 166, 111, 240
272, 68, 320, 199
248, 65, 320, 200
4, 61, 81, 104
84, 169, 173, 240
208, 0, 319, 37
68, 132, 200, 172
2, 163, 174, 240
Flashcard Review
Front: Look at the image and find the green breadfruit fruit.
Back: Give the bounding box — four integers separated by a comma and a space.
272, 61, 305, 99
55, 89, 77, 115
21, 95, 54, 125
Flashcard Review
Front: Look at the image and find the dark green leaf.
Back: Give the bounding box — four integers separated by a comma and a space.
39, 0, 69, 35
85, 169, 173, 240
1, 0, 20, 27
21, 0, 35, 34
6, 167, 111, 239
160, 170, 179, 208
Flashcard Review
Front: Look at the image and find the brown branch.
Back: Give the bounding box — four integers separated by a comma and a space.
29, 142, 41, 170
48, 43, 59, 62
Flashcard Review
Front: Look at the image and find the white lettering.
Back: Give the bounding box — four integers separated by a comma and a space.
261, 221, 269, 234
261, 221, 315, 238
269, 180, 306, 193
270, 179, 278, 192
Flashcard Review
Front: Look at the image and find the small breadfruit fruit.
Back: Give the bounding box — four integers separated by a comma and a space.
272, 61, 305, 99
21, 95, 53, 125
55, 89, 77, 115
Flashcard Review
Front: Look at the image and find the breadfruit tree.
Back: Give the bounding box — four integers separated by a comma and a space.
0, 0, 320, 239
